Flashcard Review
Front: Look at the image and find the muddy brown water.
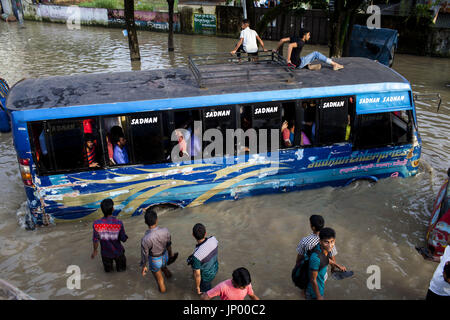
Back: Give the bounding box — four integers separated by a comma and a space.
0, 21, 449, 299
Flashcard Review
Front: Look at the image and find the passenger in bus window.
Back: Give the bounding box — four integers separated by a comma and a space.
113, 135, 129, 165
176, 129, 189, 158
281, 120, 294, 147
83, 134, 100, 168
345, 115, 351, 141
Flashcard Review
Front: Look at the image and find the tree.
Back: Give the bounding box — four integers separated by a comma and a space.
255, 0, 368, 58
124, 0, 141, 61
167, 0, 175, 52
329, 0, 367, 57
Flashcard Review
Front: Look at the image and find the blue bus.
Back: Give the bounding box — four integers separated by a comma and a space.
0, 78, 11, 132
5, 55, 421, 227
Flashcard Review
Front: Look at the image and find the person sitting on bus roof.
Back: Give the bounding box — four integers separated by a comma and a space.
83, 134, 100, 168
272, 29, 344, 71
230, 19, 267, 62
113, 134, 129, 165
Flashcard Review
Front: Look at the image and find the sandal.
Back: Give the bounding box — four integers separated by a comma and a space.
167, 252, 178, 265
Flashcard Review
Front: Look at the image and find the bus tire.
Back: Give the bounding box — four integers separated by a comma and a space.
146, 203, 182, 215
345, 176, 378, 188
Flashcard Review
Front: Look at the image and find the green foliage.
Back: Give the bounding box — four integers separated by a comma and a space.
79, 0, 123, 9
135, 1, 154, 11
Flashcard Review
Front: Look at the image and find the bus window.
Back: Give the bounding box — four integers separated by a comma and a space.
46, 118, 103, 172
250, 102, 282, 153
29, 122, 51, 173
346, 96, 356, 142
281, 101, 296, 149
317, 96, 349, 145
202, 105, 236, 158
128, 112, 166, 164
301, 100, 318, 145
354, 112, 392, 148
391, 110, 413, 144
104, 116, 128, 165
172, 110, 201, 160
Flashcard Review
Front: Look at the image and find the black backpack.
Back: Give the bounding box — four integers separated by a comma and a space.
292, 246, 330, 289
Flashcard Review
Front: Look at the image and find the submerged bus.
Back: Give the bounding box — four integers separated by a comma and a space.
5, 55, 421, 227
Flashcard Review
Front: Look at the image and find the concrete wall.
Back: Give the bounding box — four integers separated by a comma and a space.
24, 4, 108, 26
23, 4, 180, 31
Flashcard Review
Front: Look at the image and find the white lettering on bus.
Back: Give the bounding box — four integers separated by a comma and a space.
323, 101, 345, 108
359, 97, 380, 104
382, 95, 405, 103
131, 117, 158, 125
359, 95, 406, 105
254, 106, 279, 115
205, 110, 231, 118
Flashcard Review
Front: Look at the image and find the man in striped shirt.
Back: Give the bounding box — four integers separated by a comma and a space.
91, 198, 128, 272
188, 223, 219, 294
296, 215, 346, 272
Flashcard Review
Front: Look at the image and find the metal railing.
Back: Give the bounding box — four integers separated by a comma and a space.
188, 51, 295, 88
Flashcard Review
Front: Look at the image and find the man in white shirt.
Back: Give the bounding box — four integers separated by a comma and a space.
426, 242, 450, 300
230, 19, 267, 61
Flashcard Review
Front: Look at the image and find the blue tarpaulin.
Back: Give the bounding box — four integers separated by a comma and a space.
349, 24, 398, 67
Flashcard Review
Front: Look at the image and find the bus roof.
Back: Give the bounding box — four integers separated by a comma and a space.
6, 57, 409, 111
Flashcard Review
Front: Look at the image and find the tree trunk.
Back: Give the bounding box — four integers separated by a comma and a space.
255, 1, 290, 35
124, 0, 141, 61
328, 0, 364, 58
168, 0, 174, 52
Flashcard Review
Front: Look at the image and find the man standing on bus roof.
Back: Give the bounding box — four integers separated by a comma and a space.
113, 134, 129, 164
230, 19, 267, 60
140, 209, 179, 293
91, 198, 128, 272
272, 29, 344, 71
188, 223, 219, 295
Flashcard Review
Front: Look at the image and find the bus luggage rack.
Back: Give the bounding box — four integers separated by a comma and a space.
188, 51, 295, 88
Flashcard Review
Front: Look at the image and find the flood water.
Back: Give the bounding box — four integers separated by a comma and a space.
0, 21, 449, 300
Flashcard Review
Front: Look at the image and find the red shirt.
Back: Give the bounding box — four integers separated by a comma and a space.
206, 279, 254, 300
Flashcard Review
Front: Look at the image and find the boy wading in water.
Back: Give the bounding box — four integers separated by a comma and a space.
306, 227, 339, 300
273, 29, 344, 71
140, 209, 178, 293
